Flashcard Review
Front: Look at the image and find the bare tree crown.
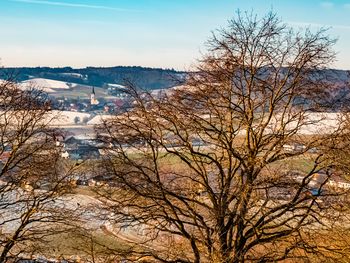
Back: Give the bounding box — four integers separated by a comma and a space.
95, 12, 348, 263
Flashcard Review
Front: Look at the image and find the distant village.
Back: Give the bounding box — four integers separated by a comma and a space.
51, 83, 131, 115
50, 84, 129, 161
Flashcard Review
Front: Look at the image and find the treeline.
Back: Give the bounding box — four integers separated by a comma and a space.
0, 66, 186, 90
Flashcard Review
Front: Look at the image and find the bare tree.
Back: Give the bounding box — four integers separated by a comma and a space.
0, 77, 79, 261
96, 12, 350, 262
83, 116, 90, 125
74, 116, 81, 124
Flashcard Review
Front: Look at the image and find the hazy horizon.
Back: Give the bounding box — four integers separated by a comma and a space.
1, 0, 350, 70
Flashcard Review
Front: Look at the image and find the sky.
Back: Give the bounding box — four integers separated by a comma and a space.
0, 0, 350, 70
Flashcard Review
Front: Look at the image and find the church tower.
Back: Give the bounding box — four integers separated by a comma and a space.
90, 86, 99, 105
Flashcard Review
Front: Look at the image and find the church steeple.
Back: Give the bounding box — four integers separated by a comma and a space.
90, 86, 99, 105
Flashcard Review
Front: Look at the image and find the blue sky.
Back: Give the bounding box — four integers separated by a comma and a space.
0, 0, 350, 70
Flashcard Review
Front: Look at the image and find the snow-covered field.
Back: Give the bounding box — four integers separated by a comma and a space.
300, 112, 342, 135
86, 112, 345, 135
20, 78, 77, 93
87, 115, 114, 125
0, 110, 92, 127
265, 112, 343, 135
48, 111, 91, 126
107, 83, 126, 89
0, 105, 344, 134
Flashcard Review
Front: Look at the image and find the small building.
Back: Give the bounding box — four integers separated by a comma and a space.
63, 136, 100, 160
282, 143, 306, 152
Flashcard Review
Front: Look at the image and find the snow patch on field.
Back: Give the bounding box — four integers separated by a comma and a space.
107, 83, 126, 89
20, 78, 77, 93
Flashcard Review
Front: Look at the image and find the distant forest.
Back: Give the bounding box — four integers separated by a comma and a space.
0, 66, 186, 90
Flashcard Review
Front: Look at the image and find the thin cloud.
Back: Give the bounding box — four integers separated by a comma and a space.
320, 1, 334, 8
344, 3, 350, 8
288, 21, 350, 30
9, 0, 139, 12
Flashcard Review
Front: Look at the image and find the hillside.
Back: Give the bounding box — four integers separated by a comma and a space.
0, 66, 185, 90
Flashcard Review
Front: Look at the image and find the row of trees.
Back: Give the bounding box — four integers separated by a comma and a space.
0, 11, 350, 263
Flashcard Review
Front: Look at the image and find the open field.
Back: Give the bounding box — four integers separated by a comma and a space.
34, 229, 129, 260
48, 84, 110, 99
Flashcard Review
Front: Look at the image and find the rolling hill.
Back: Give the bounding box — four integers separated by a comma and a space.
0, 66, 185, 90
